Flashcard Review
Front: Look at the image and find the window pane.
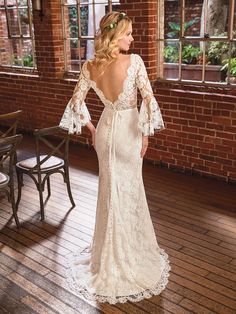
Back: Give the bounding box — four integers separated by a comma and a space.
64, 0, 77, 5
12, 38, 23, 66
17, 0, 28, 6
6, 0, 16, 6
181, 41, 202, 65
164, 0, 180, 39
163, 41, 179, 80
68, 5, 78, 38
233, 2, 236, 38
0, 9, 8, 37
79, 4, 89, 36
22, 39, 33, 66
8, 8, 20, 36
0, 38, 12, 65
68, 39, 93, 72
223, 42, 236, 84
83, 38, 94, 59
181, 41, 203, 81
205, 0, 229, 37
207, 40, 229, 65
205, 41, 229, 82
12, 39, 33, 67
184, 0, 202, 37
19, 8, 30, 37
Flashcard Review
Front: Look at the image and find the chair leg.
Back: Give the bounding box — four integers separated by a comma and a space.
64, 166, 75, 208
47, 177, 51, 198
16, 171, 23, 210
9, 180, 20, 228
38, 186, 45, 221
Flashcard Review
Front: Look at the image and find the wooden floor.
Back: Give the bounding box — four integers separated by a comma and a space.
0, 134, 236, 314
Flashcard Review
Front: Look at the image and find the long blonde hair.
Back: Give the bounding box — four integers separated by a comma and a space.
92, 12, 132, 70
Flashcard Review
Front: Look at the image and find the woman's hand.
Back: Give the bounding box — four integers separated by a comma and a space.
91, 128, 96, 149
140, 135, 148, 158
86, 122, 96, 150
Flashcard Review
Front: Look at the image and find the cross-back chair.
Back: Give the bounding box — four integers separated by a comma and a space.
0, 110, 23, 161
16, 126, 75, 220
0, 134, 23, 228
0, 110, 23, 138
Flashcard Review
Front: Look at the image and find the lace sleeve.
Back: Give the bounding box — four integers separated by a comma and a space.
135, 55, 165, 136
59, 62, 91, 134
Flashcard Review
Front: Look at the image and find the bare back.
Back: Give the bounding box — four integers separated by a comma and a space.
87, 54, 132, 104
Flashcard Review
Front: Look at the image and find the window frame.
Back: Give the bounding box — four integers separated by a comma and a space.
61, 0, 115, 74
0, 0, 36, 71
157, 0, 236, 87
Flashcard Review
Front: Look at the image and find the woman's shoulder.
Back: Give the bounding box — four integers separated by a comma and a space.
118, 53, 143, 67
132, 53, 143, 61
122, 53, 142, 62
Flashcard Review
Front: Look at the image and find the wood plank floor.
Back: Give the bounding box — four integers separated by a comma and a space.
0, 134, 236, 314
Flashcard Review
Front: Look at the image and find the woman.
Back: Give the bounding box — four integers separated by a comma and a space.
60, 11, 170, 304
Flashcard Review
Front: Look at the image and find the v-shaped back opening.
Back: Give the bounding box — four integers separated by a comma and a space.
85, 54, 134, 105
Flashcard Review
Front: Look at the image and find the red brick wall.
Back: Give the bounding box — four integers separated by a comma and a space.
152, 82, 236, 182
0, 0, 235, 183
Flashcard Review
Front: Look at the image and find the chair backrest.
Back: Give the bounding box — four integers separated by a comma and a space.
31, 126, 70, 173
0, 134, 23, 175
0, 110, 23, 138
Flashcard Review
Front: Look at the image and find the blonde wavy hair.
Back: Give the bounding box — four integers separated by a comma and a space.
92, 12, 132, 70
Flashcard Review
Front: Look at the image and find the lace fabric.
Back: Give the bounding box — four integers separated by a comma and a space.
66, 248, 170, 304
135, 55, 165, 136
59, 100, 91, 134
59, 64, 91, 134
139, 98, 165, 136
60, 54, 170, 305
83, 54, 137, 111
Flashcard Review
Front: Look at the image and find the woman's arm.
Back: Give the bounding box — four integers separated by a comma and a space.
135, 55, 165, 137
135, 55, 165, 158
60, 62, 92, 135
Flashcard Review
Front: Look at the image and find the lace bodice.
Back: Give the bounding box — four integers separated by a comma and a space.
60, 54, 165, 136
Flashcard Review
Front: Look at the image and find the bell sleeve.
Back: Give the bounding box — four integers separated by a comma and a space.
136, 55, 165, 136
59, 62, 91, 134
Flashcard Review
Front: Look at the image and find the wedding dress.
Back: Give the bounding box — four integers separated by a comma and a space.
59, 53, 170, 304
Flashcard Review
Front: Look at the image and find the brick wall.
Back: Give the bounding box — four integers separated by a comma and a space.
152, 82, 236, 182
0, 0, 235, 183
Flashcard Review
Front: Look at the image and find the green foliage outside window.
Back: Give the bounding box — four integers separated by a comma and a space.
165, 24, 236, 77
221, 58, 236, 77
13, 54, 33, 67
164, 44, 201, 65
166, 18, 200, 39
69, 6, 88, 48
165, 18, 201, 65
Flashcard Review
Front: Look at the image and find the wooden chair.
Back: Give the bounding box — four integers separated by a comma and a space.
16, 126, 75, 220
0, 110, 23, 138
0, 110, 23, 162
0, 134, 23, 228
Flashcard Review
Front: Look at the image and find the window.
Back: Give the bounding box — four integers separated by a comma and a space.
158, 0, 235, 85
61, 0, 120, 73
0, 0, 36, 69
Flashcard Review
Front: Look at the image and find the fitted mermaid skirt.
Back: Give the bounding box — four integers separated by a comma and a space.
66, 107, 170, 304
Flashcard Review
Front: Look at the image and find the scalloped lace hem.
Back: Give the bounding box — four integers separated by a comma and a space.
66, 249, 170, 305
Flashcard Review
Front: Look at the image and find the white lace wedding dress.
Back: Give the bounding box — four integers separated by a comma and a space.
60, 54, 170, 304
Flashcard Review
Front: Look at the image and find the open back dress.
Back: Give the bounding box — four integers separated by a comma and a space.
59, 53, 170, 304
